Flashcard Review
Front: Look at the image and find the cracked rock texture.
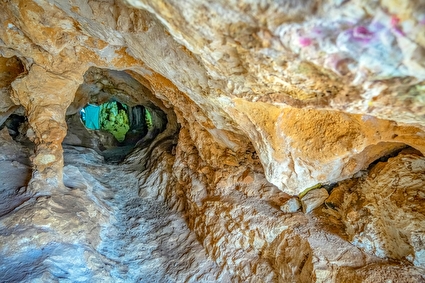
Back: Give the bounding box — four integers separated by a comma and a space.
0, 0, 424, 282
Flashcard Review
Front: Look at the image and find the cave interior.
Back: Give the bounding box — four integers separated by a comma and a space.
0, 0, 425, 282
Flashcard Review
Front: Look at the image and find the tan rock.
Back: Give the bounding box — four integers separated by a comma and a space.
230, 101, 425, 194
0, 0, 424, 282
328, 150, 425, 268
10, 65, 81, 188
301, 188, 329, 214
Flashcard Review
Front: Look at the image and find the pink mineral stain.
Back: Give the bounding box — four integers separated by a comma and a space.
353, 26, 373, 39
390, 16, 400, 27
298, 37, 312, 47
390, 15, 405, 36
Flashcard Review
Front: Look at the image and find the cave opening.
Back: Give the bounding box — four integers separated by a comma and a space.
80, 100, 148, 143
0, 111, 33, 150
2, 114, 26, 139
63, 67, 170, 163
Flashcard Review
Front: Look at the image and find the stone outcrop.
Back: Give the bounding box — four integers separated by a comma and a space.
328, 149, 425, 268
123, 0, 425, 192
0, 0, 424, 282
11, 65, 81, 190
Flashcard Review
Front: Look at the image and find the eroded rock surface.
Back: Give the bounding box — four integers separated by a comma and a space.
0, 0, 424, 282
0, 134, 231, 282
328, 149, 425, 267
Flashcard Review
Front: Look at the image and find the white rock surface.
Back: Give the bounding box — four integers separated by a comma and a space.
280, 197, 302, 213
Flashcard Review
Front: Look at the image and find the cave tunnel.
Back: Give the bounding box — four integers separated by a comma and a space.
80, 101, 149, 143
2, 1, 425, 281
63, 67, 170, 163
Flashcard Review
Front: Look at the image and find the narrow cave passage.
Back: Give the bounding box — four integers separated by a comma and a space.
63, 67, 169, 163
80, 101, 152, 144
1, 0, 425, 281
0, 113, 227, 282
55, 68, 227, 281
0, 63, 229, 281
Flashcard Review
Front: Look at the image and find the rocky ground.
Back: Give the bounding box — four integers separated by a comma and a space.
0, 130, 231, 282
1, 124, 425, 282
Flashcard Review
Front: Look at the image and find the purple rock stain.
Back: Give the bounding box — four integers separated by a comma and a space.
392, 26, 405, 36
352, 26, 374, 43
369, 21, 385, 32
298, 37, 312, 47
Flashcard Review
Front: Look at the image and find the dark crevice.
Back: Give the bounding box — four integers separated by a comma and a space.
1, 113, 33, 148
324, 145, 421, 198
2, 114, 26, 139
366, 145, 417, 170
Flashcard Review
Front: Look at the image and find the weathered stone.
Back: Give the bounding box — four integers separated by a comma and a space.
280, 197, 302, 213
301, 188, 329, 214
327, 149, 425, 268
0, 0, 424, 282
10, 65, 82, 190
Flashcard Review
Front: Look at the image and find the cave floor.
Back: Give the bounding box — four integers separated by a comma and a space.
0, 139, 230, 282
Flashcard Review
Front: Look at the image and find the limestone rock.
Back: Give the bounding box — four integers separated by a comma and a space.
280, 197, 302, 213
0, 0, 424, 282
301, 188, 329, 214
122, 0, 425, 193
328, 149, 425, 268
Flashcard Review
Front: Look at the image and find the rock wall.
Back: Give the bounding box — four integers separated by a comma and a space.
0, 0, 424, 282
1, 0, 424, 193
124, 0, 425, 193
